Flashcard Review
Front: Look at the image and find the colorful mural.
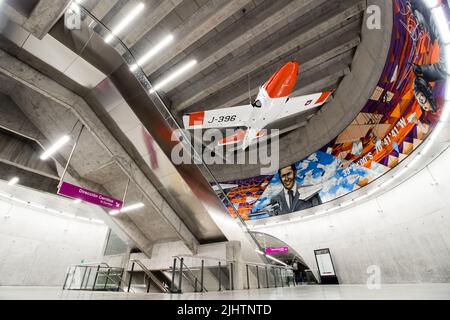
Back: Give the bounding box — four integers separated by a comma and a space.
221, 0, 448, 220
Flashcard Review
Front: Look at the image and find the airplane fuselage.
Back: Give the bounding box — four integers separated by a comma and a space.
243, 61, 299, 149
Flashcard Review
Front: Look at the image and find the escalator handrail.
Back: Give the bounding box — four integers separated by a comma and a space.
173, 255, 293, 270
74, 3, 269, 263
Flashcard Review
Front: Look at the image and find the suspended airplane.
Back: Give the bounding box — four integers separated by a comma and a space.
182, 61, 332, 150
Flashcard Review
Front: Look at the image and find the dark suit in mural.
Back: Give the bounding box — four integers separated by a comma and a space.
270, 188, 321, 214
269, 165, 322, 215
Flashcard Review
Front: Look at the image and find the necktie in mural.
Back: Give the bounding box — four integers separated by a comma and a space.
288, 189, 294, 210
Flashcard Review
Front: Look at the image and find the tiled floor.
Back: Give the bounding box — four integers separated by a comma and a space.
0, 284, 449, 300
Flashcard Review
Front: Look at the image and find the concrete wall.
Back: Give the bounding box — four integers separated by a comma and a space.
253, 145, 450, 284
0, 197, 108, 286
130, 240, 229, 271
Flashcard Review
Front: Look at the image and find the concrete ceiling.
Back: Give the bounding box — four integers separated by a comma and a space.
0, 0, 391, 259
0, 49, 190, 256
0, 0, 374, 181
83, 0, 364, 114
77, 0, 366, 179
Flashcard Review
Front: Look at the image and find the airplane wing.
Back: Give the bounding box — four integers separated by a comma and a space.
183, 105, 253, 129
277, 91, 332, 121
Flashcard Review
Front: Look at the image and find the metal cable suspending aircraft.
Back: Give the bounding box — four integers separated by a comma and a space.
183, 61, 332, 150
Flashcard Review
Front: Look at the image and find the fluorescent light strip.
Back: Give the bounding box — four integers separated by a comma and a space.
8, 177, 19, 186
105, 3, 145, 43
150, 60, 197, 92
40, 135, 70, 160
130, 35, 174, 72
110, 202, 144, 215
73, 199, 82, 204
0, 191, 104, 224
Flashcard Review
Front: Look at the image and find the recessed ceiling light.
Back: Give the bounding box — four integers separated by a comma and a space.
40, 135, 70, 160
150, 60, 197, 93
8, 177, 19, 186
109, 202, 144, 215
130, 34, 174, 72
105, 3, 145, 44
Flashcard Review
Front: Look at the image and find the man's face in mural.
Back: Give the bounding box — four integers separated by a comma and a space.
279, 166, 296, 191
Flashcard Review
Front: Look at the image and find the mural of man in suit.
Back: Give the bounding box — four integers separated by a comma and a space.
270, 165, 322, 215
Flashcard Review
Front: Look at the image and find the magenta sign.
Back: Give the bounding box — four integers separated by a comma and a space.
58, 182, 123, 210
265, 246, 289, 254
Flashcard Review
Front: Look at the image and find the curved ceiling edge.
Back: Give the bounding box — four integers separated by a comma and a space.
210, 0, 394, 181
220, 0, 449, 222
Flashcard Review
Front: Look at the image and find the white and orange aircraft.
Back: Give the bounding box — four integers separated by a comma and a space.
182, 61, 332, 150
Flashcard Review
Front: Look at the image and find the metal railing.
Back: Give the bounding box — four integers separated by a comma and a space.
63, 263, 125, 292
127, 259, 170, 293
168, 255, 294, 293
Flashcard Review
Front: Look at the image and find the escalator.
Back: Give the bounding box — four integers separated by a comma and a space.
45, 4, 264, 261
0, 2, 266, 263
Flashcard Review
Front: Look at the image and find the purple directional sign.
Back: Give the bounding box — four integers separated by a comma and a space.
265, 246, 289, 254
58, 182, 123, 210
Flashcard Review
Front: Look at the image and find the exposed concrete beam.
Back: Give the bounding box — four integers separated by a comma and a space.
0, 128, 59, 180
0, 0, 71, 39
142, 0, 253, 76
173, 1, 365, 111
185, 46, 354, 123
181, 20, 361, 112
160, 0, 327, 92
90, 0, 120, 20
0, 48, 200, 253
123, 0, 184, 48
291, 67, 350, 97
0, 161, 59, 194
23, 0, 72, 39
0, 4, 27, 27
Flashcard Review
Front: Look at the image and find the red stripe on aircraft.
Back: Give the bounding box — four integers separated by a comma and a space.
189, 111, 205, 126
316, 91, 331, 104
263, 61, 299, 99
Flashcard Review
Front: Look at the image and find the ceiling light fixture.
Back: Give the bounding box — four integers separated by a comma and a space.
109, 202, 144, 215
130, 34, 174, 72
73, 199, 82, 204
0, 191, 104, 224
105, 3, 145, 44
40, 135, 70, 160
8, 177, 19, 186
150, 60, 197, 93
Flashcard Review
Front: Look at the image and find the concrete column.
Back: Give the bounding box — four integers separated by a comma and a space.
226, 241, 244, 290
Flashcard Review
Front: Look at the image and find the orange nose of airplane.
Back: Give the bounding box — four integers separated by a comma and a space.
263, 61, 299, 99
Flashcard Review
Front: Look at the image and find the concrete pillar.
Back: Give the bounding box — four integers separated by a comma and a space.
226, 241, 244, 290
